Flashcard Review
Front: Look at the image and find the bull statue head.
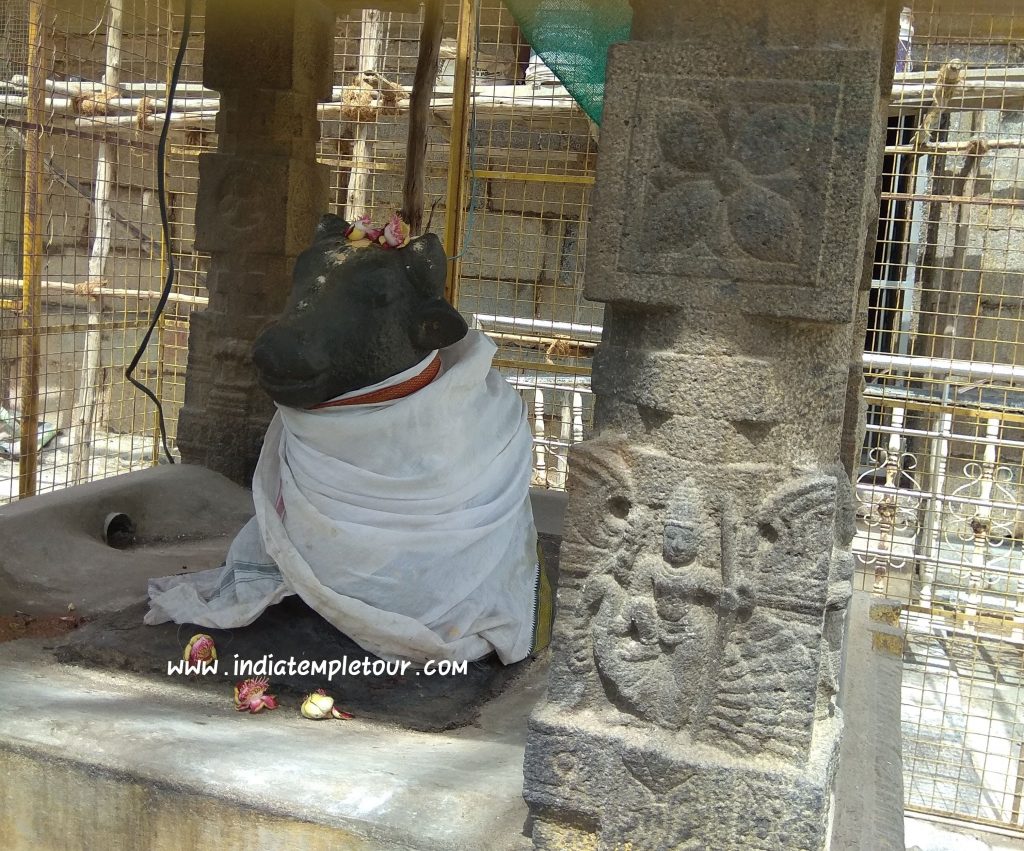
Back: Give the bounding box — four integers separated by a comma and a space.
251, 214, 468, 408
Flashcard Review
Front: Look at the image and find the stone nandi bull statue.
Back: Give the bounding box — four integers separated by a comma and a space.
147, 214, 546, 665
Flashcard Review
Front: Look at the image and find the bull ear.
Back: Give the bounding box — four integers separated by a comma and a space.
412, 298, 468, 350
314, 213, 349, 243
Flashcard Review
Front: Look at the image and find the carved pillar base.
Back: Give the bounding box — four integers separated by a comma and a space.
176, 0, 332, 485
523, 2, 899, 848
528, 713, 841, 850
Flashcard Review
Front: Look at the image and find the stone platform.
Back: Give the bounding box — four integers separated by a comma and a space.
0, 465, 565, 849
1, 635, 543, 849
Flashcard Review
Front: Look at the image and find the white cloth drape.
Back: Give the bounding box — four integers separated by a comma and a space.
145, 331, 539, 665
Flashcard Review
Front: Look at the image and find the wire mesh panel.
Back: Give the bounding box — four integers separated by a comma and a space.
857, 0, 1024, 831
0, 0, 207, 501
455, 0, 599, 489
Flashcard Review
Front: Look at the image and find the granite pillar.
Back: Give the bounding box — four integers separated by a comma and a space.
522, 2, 899, 848
176, 0, 332, 485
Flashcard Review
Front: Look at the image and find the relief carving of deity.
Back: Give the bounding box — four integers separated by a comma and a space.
591, 483, 755, 730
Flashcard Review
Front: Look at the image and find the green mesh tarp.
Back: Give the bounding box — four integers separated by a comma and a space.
504, 0, 632, 124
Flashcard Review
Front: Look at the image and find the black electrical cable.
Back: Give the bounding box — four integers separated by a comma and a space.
124, 0, 193, 465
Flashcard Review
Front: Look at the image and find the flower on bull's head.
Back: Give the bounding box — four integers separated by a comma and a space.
345, 214, 382, 248
380, 213, 410, 249
233, 677, 278, 713
183, 633, 216, 664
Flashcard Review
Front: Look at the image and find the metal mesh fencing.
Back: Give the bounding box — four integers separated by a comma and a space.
858, 0, 1024, 832
0, 0, 207, 501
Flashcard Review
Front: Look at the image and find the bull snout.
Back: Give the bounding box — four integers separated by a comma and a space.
251, 324, 328, 383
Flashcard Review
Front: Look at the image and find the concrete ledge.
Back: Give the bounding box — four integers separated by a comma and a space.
0, 637, 541, 850
830, 592, 906, 851
0, 464, 253, 614
0, 466, 568, 615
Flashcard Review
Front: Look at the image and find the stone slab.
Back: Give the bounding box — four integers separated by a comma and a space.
55, 526, 560, 734
0, 636, 538, 850
0, 464, 253, 615
54, 596, 536, 734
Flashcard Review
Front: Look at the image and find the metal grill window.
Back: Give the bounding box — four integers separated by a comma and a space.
0, 1, 601, 503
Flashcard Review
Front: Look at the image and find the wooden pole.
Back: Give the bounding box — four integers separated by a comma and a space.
17, 0, 45, 499
442, 0, 474, 304
402, 0, 444, 236
70, 0, 121, 483
344, 9, 387, 221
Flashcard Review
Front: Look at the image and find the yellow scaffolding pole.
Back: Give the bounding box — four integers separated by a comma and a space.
18, 0, 46, 499
442, 0, 475, 305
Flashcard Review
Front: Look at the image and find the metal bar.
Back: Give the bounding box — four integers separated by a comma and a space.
1, 318, 161, 338
17, 0, 46, 500
492, 357, 591, 377
469, 169, 595, 185
864, 396, 1024, 428
862, 351, 1024, 382
0, 277, 209, 307
0, 116, 161, 152
856, 480, 1024, 515
486, 331, 597, 351
885, 138, 1024, 156
855, 545, 1020, 578
472, 313, 603, 335
880, 191, 1024, 208
442, 0, 475, 304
